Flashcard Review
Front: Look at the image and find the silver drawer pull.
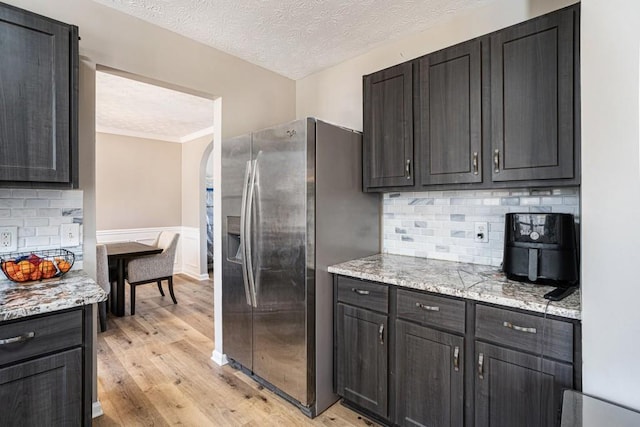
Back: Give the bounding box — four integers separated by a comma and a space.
0, 331, 35, 345
351, 288, 370, 296
416, 302, 440, 312
478, 353, 484, 379
379, 324, 385, 345
503, 321, 537, 334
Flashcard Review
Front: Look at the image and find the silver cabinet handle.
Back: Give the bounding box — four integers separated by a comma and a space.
493, 149, 500, 173
478, 353, 484, 379
379, 324, 385, 345
405, 159, 411, 179
352, 288, 370, 296
453, 346, 460, 372
415, 302, 439, 312
0, 331, 35, 345
503, 321, 537, 334
473, 152, 479, 175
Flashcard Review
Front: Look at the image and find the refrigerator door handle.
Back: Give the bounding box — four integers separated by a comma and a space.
240, 160, 253, 306
245, 156, 259, 308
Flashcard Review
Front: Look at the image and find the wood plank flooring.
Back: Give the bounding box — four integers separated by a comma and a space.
94, 274, 378, 426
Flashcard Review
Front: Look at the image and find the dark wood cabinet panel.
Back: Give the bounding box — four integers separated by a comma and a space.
0, 348, 82, 426
336, 303, 388, 418
475, 304, 574, 363
418, 39, 482, 185
475, 342, 573, 427
363, 62, 414, 189
490, 7, 576, 183
395, 320, 464, 427
337, 276, 389, 313
0, 3, 78, 187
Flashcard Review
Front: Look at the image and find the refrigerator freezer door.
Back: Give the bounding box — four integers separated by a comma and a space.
222, 134, 253, 370
249, 119, 313, 406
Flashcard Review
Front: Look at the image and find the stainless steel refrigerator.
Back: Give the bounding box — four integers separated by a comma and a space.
221, 118, 379, 417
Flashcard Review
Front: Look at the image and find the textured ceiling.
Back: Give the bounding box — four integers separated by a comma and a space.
91, 0, 494, 79
96, 71, 215, 143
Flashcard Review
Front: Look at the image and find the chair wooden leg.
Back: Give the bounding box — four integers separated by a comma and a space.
168, 276, 177, 304
98, 301, 108, 332
157, 280, 165, 296
130, 284, 136, 316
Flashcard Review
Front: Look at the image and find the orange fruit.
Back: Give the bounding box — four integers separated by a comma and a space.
39, 260, 57, 279
18, 260, 36, 275
57, 260, 71, 273
30, 269, 42, 281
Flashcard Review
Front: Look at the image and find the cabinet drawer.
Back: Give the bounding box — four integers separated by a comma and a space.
337, 276, 389, 313
397, 289, 466, 334
475, 305, 574, 363
0, 310, 83, 366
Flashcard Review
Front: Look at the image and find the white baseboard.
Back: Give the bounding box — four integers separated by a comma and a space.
92, 400, 104, 418
96, 226, 207, 278
211, 350, 228, 366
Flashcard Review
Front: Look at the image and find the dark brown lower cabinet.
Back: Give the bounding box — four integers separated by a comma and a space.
334, 275, 580, 427
0, 348, 82, 426
0, 307, 92, 426
395, 320, 464, 427
336, 303, 389, 418
474, 342, 573, 427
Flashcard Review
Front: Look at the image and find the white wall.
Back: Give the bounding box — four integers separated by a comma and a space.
581, 0, 640, 410
296, 0, 577, 131
95, 133, 183, 229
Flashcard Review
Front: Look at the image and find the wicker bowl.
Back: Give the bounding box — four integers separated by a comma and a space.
1, 249, 75, 283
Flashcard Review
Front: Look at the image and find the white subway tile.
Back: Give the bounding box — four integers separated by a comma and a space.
11, 189, 37, 198
37, 226, 60, 236
36, 190, 62, 199
25, 237, 50, 246
11, 208, 37, 218
24, 199, 50, 208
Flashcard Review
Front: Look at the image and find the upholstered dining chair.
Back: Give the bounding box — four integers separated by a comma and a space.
126, 232, 180, 315
96, 244, 111, 332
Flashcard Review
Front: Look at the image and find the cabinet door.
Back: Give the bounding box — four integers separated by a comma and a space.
395, 320, 464, 427
475, 342, 573, 427
490, 7, 576, 183
336, 303, 388, 418
0, 348, 82, 427
419, 39, 482, 185
363, 62, 414, 189
0, 4, 76, 185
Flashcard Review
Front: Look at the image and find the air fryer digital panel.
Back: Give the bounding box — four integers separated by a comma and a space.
511, 214, 560, 245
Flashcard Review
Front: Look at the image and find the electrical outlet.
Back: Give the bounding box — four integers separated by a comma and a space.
0, 226, 18, 252
61, 223, 80, 247
474, 222, 489, 243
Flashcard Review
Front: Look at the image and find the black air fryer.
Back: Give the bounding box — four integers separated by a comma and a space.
503, 213, 579, 287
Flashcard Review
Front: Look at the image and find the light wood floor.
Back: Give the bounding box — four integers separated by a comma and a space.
94, 274, 378, 426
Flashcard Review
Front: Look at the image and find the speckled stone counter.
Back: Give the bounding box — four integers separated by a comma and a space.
328, 254, 581, 320
0, 270, 108, 322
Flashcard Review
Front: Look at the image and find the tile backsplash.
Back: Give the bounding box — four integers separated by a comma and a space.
383, 187, 580, 267
0, 189, 83, 266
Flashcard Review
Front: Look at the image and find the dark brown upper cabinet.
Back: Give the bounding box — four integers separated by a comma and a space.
418, 39, 482, 186
0, 3, 78, 188
363, 62, 414, 189
362, 4, 580, 192
490, 6, 577, 183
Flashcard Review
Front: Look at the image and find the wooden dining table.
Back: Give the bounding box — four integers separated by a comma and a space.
105, 241, 163, 317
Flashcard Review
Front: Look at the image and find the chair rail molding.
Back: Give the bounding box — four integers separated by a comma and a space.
96, 226, 210, 280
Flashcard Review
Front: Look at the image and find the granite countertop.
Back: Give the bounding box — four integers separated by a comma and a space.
0, 270, 108, 322
328, 254, 581, 320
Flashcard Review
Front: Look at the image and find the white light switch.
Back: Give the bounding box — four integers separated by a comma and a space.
61, 223, 80, 247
